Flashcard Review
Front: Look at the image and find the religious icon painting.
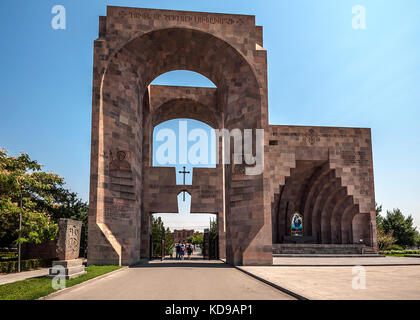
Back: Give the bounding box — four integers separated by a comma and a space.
291, 212, 303, 236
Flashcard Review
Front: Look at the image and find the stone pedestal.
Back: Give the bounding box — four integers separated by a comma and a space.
49, 219, 86, 279
49, 259, 86, 279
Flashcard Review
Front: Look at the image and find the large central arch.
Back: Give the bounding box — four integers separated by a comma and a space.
88, 6, 377, 266
88, 7, 272, 266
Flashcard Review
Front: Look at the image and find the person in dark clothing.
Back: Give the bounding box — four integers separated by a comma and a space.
187, 245, 193, 260
180, 243, 186, 260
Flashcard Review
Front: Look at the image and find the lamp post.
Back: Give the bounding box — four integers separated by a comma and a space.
18, 192, 23, 273
209, 218, 212, 260
161, 228, 165, 261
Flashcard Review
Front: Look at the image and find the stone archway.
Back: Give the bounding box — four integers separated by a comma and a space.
143, 87, 224, 259
88, 7, 271, 266
88, 6, 377, 266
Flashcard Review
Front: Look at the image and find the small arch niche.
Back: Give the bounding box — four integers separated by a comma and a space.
178, 191, 191, 214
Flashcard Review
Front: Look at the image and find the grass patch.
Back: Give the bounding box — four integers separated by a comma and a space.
0, 265, 121, 300
383, 253, 405, 257
65, 265, 121, 287
379, 250, 420, 257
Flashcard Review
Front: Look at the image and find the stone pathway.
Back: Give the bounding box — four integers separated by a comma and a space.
0, 268, 49, 286
46, 260, 293, 300
240, 262, 420, 300
273, 256, 420, 266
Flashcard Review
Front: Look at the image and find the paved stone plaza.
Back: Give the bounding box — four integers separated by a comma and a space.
43, 257, 420, 300
46, 260, 293, 300
240, 258, 420, 300
273, 256, 420, 266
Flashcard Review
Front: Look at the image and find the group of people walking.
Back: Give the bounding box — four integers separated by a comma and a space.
169, 243, 194, 260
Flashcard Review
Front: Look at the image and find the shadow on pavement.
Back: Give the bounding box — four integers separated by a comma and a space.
130, 260, 232, 269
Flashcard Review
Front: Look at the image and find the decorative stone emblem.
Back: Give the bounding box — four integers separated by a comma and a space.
66, 225, 80, 254
233, 164, 246, 175
109, 150, 131, 172
306, 129, 318, 145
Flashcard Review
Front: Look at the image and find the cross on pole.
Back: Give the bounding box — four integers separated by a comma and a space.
179, 166, 190, 202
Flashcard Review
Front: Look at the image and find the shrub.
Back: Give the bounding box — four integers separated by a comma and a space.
387, 244, 404, 251
379, 249, 420, 255
377, 229, 396, 250
0, 258, 52, 274
0, 251, 17, 261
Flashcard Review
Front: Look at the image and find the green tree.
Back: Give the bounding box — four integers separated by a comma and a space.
47, 189, 88, 224
0, 149, 60, 247
415, 232, 420, 248
382, 208, 418, 248
209, 219, 218, 258
47, 189, 89, 256
151, 218, 175, 256
376, 228, 396, 251
151, 216, 164, 257
0, 198, 58, 247
211, 220, 217, 237
376, 203, 384, 232
164, 227, 174, 255
0, 148, 89, 251
188, 233, 204, 247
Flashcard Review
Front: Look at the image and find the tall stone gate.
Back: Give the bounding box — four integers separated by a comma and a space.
88, 6, 377, 266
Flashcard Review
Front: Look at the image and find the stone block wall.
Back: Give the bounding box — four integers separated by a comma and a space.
267, 125, 377, 248
21, 240, 57, 260
89, 6, 273, 266
88, 6, 377, 266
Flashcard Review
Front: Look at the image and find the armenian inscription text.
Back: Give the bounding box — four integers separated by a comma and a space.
118, 10, 245, 25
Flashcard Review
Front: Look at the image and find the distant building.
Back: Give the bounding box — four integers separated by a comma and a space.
173, 229, 194, 243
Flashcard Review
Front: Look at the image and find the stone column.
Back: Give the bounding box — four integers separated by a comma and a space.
140, 212, 151, 259
217, 212, 226, 259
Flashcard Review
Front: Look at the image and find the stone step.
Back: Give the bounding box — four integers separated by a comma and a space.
52, 259, 85, 268
272, 244, 371, 254
273, 254, 383, 258
49, 259, 86, 280
49, 265, 85, 276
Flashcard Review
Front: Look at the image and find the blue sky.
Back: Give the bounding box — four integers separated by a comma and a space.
0, 0, 419, 229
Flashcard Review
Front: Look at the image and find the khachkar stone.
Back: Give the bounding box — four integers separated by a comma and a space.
49, 219, 86, 279
56, 219, 82, 260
